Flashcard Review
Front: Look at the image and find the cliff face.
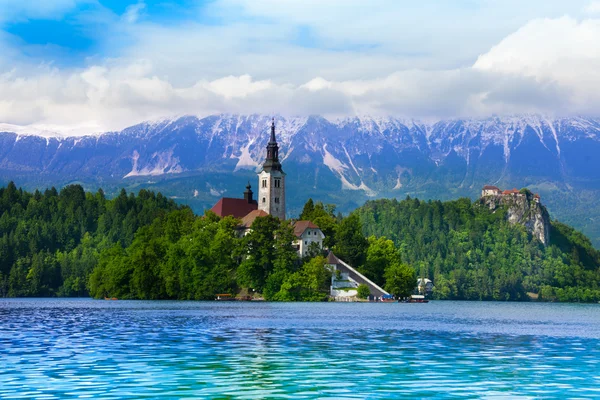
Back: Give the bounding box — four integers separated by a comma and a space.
480, 193, 551, 245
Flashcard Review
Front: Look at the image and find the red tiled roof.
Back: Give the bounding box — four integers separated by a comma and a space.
534, 194, 540, 198
503, 188, 520, 195
241, 209, 269, 228
210, 197, 258, 219
292, 220, 320, 238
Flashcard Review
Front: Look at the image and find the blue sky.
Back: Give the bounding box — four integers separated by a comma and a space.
0, 0, 599, 132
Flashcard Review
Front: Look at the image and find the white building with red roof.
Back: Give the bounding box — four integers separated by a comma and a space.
292, 220, 325, 257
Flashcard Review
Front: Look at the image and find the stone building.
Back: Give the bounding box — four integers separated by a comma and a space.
481, 185, 501, 197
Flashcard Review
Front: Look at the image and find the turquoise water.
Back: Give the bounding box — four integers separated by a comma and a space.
1, 300, 600, 399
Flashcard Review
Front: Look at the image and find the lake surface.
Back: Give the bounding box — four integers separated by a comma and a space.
1, 300, 600, 399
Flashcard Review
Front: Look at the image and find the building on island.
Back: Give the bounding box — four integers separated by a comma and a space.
257, 119, 286, 220
209, 118, 390, 301
210, 118, 286, 222
292, 221, 324, 257
239, 209, 269, 234
210, 183, 258, 219
210, 119, 323, 258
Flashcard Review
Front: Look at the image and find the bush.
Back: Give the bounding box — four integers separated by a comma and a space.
357, 283, 370, 299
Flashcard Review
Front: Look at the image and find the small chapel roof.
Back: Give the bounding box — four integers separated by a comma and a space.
210, 197, 258, 219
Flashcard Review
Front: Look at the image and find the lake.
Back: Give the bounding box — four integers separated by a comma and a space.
1, 299, 600, 399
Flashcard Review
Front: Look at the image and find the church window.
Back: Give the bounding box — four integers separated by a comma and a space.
262, 179, 267, 188
274, 197, 279, 204
262, 197, 266, 203
304, 241, 308, 245
274, 178, 281, 188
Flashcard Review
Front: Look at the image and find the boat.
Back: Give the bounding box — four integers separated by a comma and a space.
215, 294, 235, 301
408, 294, 429, 303
380, 294, 395, 302
104, 297, 118, 300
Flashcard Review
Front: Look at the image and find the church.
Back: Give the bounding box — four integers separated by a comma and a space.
209, 119, 323, 256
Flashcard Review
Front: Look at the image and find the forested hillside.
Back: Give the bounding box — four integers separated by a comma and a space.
0, 183, 415, 300
2, 181, 599, 302
0, 182, 181, 297
356, 197, 600, 302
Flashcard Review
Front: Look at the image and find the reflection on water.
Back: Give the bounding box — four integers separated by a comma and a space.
1, 300, 600, 398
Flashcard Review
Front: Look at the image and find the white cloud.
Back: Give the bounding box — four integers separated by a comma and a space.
474, 17, 600, 114
0, 0, 80, 23
0, 3, 600, 133
584, 1, 600, 14
122, 2, 146, 24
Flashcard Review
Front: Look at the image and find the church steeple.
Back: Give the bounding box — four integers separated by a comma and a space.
263, 118, 282, 173
270, 118, 277, 143
258, 117, 286, 220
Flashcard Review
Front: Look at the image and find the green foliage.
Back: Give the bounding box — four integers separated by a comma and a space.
273, 256, 330, 301
361, 236, 401, 286
0, 182, 181, 297
384, 262, 417, 298
334, 213, 368, 268
356, 197, 600, 302
4, 182, 599, 303
357, 283, 370, 299
299, 198, 339, 248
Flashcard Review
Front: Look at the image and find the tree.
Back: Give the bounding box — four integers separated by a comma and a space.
334, 213, 368, 268
299, 198, 315, 220
237, 215, 281, 291
357, 283, 370, 299
384, 262, 416, 299
362, 236, 401, 286
274, 256, 330, 301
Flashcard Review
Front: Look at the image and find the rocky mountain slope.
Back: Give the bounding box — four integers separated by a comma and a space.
480, 191, 551, 245
0, 114, 599, 245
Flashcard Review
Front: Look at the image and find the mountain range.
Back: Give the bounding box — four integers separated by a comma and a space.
1, 114, 599, 246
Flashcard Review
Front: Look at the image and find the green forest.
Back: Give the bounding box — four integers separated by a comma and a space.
0, 183, 414, 300
356, 197, 600, 302
1, 182, 599, 302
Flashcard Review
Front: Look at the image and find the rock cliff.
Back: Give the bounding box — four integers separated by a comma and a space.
480, 191, 551, 245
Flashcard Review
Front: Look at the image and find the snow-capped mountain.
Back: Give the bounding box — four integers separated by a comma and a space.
1, 114, 600, 243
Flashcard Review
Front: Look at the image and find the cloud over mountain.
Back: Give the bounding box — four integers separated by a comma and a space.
0, 1, 598, 132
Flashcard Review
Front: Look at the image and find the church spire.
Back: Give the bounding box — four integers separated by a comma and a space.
257, 117, 286, 220
270, 117, 277, 144
263, 117, 282, 172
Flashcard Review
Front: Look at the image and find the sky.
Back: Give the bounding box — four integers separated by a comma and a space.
0, 0, 600, 133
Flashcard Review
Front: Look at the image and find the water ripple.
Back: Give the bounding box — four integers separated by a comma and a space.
1, 299, 600, 398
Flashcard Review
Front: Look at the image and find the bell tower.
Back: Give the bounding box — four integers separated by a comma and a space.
258, 118, 286, 219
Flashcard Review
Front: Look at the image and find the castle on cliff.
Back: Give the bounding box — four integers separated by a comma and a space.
482, 185, 540, 203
